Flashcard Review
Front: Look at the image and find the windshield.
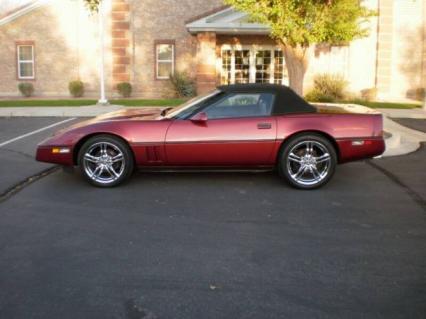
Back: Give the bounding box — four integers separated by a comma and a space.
164, 90, 220, 119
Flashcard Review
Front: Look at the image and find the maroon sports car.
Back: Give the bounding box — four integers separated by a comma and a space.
36, 84, 385, 189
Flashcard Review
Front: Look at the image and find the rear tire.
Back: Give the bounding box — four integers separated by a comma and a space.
78, 135, 134, 187
278, 134, 337, 190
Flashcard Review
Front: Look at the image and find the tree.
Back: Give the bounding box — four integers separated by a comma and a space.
224, 0, 375, 95
83, 0, 101, 12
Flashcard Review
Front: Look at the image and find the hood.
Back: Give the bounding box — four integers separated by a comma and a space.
53, 108, 166, 136
95, 108, 164, 121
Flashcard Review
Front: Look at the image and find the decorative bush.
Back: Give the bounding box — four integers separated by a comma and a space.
18, 83, 34, 97
360, 87, 377, 101
169, 72, 196, 98
305, 73, 348, 102
68, 80, 84, 98
415, 88, 425, 101
117, 82, 132, 98
305, 90, 335, 103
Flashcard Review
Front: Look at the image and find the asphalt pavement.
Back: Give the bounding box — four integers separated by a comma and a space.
392, 118, 426, 133
0, 117, 82, 195
0, 117, 425, 319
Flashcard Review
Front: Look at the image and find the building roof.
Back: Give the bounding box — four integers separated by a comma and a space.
186, 6, 270, 35
0, 0, 48, 26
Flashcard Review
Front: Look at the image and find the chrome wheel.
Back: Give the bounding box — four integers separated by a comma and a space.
286, 140, 332, 186
82, 142, 125, 185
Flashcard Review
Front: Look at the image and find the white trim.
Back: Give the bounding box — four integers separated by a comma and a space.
186, 7, 270, 35
156, 43, 175, 80
17, 44, 35, 79
0, 0, 50, 27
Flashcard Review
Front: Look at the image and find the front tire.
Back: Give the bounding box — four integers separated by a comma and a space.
78, 135, 134, 187
278, 134, 337, 190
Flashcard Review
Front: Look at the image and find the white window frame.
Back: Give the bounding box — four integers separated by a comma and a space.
156, 43, 175, 80
17, 45, 35, 80
219, 44, 289, 86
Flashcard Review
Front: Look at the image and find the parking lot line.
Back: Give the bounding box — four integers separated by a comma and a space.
0, 117, 77, 148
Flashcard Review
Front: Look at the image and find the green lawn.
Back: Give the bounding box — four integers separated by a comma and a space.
346, 100, 422, 109
114, 99, 185, 107
0, 98, 186, 107
0, 98, 420, 109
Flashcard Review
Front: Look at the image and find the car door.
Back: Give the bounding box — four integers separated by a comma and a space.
165, 92, 277, 166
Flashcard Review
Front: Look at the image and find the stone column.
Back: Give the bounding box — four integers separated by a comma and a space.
375, 0, 394, 99
111, 0, 131, 92
196, 32, 217, 94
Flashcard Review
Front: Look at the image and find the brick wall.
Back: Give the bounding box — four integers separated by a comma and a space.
111, 0, 131, 93
0, 1, 100, 97
130, 0, 223, 98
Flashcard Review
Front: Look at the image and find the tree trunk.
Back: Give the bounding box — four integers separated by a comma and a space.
281, 44, 311, 97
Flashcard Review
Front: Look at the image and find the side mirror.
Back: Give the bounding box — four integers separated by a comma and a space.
191, 112, 208, 123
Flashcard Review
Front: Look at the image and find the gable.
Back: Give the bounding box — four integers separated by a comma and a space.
186, 6, 270, 35
0, 0, 49, 27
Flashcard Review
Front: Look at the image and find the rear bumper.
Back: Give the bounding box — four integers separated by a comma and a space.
337, 137, 385, 163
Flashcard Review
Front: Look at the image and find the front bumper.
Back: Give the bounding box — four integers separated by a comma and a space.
36, 145, 74, 165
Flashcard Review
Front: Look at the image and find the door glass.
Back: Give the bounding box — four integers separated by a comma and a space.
221, 50, 232, 85
273, 50, 289, 85
204, 93, 275, 119
255, 50, 272, 83
234, 50, 250, 84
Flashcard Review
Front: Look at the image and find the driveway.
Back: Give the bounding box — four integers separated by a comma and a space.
0, 117, 425, 319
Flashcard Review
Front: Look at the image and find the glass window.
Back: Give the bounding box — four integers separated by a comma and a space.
255, 50, 272, 83
221, 50, 232, 85
234, 50, 250, 84
17, 45, 34, 79
203, 93, 275, 119
156, 43, 174, 79
221, 47, 289, 86
274, 50, 284, 84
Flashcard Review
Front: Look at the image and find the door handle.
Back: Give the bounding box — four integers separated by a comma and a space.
257, 123, 272, 129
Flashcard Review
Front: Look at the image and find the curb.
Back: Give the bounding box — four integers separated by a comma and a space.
382, 116, 426, 157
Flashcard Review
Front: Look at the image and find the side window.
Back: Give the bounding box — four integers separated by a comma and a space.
204, 93, 275, 120
155, 42, 174, 79
17, 44, 35, 79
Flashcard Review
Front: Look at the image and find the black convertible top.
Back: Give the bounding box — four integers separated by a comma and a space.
218, 84, 316, 115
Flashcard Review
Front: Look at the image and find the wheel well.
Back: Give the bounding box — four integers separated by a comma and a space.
276, 130, 340, 164
72, 133, 135, 165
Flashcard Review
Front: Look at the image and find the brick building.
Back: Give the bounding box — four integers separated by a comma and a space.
0, 0, 425, 100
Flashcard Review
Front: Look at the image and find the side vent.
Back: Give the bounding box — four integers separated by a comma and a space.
145, 146, 162, 162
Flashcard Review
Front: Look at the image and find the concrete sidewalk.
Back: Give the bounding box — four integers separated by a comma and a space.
382, 117, 426, 157
376, 108, 426, 157
378, 108, 426, 119
0, 104, 125, 117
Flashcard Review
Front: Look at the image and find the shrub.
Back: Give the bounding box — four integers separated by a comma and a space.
360, 87, 377, 101
169, 72, 196, 98
18, 83, 34, 97
305, 89, 335, 102
68, 80, 84, 98
415, 88, 425, 101
305, 73, 348, 102
117, 82, 132, 98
